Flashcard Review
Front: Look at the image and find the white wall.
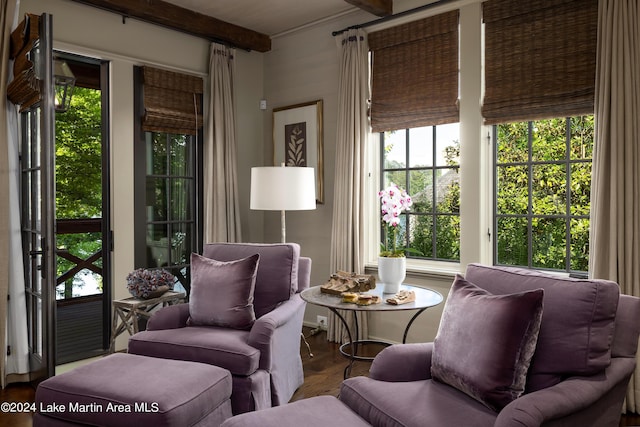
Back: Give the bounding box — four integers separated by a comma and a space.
20, 0, 264, 351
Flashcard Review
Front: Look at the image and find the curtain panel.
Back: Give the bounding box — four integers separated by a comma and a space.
368, 10, 459, 133
482, 0, 597, 124
0, 0, 24, 388
328, 29, 370, 343
203, 43, 242, 243
589, 0, 640, 412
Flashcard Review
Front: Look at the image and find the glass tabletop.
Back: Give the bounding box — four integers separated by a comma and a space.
300, 283, 443, 312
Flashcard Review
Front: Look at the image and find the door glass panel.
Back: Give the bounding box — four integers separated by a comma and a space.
147, 224, 169, 268
170, 179, 191, 221
169, 134, 191, 176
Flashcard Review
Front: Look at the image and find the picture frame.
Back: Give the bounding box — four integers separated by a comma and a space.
273, 99, 324, 204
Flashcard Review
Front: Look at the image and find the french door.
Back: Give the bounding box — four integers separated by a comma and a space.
20, 13, 56, 382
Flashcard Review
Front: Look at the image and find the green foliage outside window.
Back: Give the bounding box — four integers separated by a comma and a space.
55, 87, 103, 298
381, 116, 592, 273
495, 116, 593, 272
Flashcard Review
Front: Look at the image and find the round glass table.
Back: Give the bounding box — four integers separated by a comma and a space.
301, 284, 443, 377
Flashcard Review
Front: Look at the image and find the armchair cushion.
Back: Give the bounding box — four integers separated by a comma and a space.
340, 377, 497, 427
188, 253, 259, 330
431, 275, 544, 411
465, 263, 620, 392
128, 326, 260, 376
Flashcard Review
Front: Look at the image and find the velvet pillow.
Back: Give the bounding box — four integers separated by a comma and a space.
188, 252, 259, 330
431, 275, 544, 411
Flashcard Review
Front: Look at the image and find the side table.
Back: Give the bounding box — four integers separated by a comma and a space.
109, 291, 186, 353
301, 284, 443, 378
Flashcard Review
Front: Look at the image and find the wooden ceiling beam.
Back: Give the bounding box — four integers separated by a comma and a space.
344, 0, 392, 17
69, 0, 271, 52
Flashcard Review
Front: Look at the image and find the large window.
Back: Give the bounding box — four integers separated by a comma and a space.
367, 4, 596, 274
133, 66, 203, 294
494, 116, 593, 273
381, 124, 460, 262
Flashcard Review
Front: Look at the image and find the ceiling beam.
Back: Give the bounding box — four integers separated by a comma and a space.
69, 0, 271, 52
344, 0, 392, 17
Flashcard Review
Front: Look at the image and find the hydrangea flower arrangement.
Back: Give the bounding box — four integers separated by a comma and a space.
378, 183, 413, 257
126, 268, 176, 299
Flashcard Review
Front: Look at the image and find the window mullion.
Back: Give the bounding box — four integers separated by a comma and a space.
431, 126, 437, 259
527, 121, 534, 269
565, 118, 572, 272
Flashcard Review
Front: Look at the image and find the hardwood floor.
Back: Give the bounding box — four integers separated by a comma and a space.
0, 381, 35, 427
1, 327, 639, 426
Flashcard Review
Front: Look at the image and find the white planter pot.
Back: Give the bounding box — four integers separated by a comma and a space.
378, 256, 406, 294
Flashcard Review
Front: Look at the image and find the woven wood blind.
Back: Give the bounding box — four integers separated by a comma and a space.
369, 10, 459, 133
482, 0, 597, 124
7, 14, 41, 112
142, 66, 204, 135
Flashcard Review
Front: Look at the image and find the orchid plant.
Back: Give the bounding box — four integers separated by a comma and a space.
378, 183, 413, 257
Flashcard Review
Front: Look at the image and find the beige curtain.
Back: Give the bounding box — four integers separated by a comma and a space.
0, 0, 21, 388
328, 29, 370, 343
204, 42, 242, 243
589, 0, 640, 412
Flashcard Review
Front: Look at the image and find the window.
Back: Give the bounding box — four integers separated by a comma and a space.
133, 66, 203, 294
365, 4, 596, 273
494, 116, 593, 273
143, 132, 201, 292
381, 123, 460, 262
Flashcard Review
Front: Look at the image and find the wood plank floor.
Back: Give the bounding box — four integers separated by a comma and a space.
1, 327, 639, 426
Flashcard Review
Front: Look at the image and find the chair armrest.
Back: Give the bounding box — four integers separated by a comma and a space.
248, 294, 306, 371
146, 304, 190, 331
369, 343, 434, 382
495, 357, 636, 427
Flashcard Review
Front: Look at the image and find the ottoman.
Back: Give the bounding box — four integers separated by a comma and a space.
220, 395, 371, 427
34, 353, 232, 427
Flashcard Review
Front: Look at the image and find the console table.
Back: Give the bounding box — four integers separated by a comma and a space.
109, 291, 185, 352
301, 284, 443, 378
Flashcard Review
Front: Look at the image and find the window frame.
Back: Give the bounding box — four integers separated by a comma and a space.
379, 125, 461, 263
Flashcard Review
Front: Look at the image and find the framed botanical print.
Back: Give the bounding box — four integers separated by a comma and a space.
272, 99, 324, 204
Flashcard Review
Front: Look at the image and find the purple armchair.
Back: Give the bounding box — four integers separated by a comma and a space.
128, 243, 311, 415
339, 264, 640, 427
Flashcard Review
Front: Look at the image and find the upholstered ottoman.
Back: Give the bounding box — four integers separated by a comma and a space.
34, 353, 232, 427
220, 395, 371, 427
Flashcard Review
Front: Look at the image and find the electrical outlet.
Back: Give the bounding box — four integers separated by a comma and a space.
316, 315, 327, 330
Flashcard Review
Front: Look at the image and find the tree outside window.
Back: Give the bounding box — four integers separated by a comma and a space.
494, 115, 593, 273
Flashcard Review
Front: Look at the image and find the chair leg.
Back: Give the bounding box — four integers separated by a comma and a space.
301, 332, 313, 358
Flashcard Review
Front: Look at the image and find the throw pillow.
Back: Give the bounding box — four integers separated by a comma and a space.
431, 275, 544, 411
188, 252, 260, 330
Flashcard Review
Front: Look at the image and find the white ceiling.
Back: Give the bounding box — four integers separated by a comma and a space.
163, 0, 360, 36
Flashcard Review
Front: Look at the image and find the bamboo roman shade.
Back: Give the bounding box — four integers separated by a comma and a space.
7, 14, 40, 112
482, 0, 597, 124
142, 66, 204, 135
369, 10, 459, 133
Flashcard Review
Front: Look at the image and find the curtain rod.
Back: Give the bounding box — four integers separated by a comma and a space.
332, 0, 457, 36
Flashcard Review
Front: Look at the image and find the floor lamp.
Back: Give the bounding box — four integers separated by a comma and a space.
250, 165, 316, 243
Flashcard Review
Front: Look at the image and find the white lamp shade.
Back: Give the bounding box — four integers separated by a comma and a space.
250, 166, 316, 211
